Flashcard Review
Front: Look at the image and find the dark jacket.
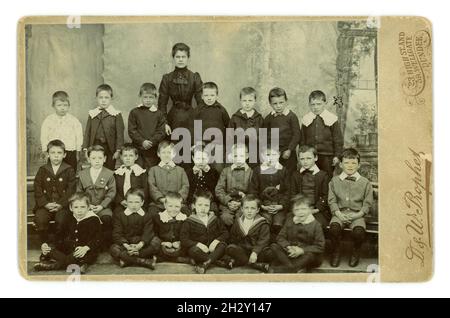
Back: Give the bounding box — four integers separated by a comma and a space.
229, 109, 264, 132
55, 214, 102, 254
114, 170, 149, 208
153, 212, 187, 243
229, 215, 270, 254
180, 213, 229, 249
194, 101, 230, 141
83, 109, 125, 152
33, 162, 76, 210
128, 106, 166, 149
300, 115, 343, 157
276, 214, 325, 255
248, 165, 290, 208
158, 67, 203, 130
186, 167, 220, 205
290, 170, 330, 212
112, 211, 155, 246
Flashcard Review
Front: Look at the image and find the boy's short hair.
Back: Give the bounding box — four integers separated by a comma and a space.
52, 91, 70, 106
191, 143, 209, 157
69, 192, 91, 207
298, 145, 318, 157
165, 191, 183, 202
125, 188, 145, 201
202, 82, 219, 94
139, 83, 157, 97
340, 148, 361, 163
309, 90, 327, 103
193, 190, 213, 204
172, 42, 190, 58
268, 87, 288, 102
47, 139, 66, 152
120, 143, 139, 156
157, 140, 174, 153
96, 84, 113, 98
242, 194, 261, 209
87, 144, 106, 157
291, 195, 313, 208
240, 87, 257, 99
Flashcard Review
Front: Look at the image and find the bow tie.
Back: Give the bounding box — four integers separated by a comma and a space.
345, 176, 357, 182
233, 167, 245, 171
273, 112, 284, 117
301, 169, 313, 175
193, 166, 209, 176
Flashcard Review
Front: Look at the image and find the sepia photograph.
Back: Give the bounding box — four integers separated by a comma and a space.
17, 16, 431, 282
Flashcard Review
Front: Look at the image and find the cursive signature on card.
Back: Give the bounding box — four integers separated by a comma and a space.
403, 147, 432, 267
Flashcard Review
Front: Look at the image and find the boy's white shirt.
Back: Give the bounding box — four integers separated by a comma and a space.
158, 161, 176, 168
88, 105, 121, 118
137, 104, 158, 112
89, 167, 103, 184
338, 171, 362, 181
51, 163, 61, 175
40, 113, 83, 151
124, 207, 145, 217
198, 214, 210, 226
270, 108, 290, 116
302, 109, 338, 127
159, 210, 187, 223
240, 109, 255, 118
299, 164, 320, 175
241, 217, 255, 235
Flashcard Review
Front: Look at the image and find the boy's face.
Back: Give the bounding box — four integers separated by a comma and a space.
194, 197, 211, 217
242, 200, 259, 220
70, 199, 89, 220
340, 158, 360, 176
53, 100, 70, 117
141, 93, 157, 108
96, 90, 112, 109
269, 96, 288, 114
48, 146, 66, 166
88, 150, 106, 169
230, 147, 248, 166
240, 94, 256, 112
165, 197, 182, 216
202, 88, 218, 106
292, 203, 313, 222
173, 50, 189, 68
121, 150, 138, 167
298, 151, 318, 170
309, 98, 326, 116
126, 194, 144, 213
158, 146, 174, 163
193, 151, 209, 166
262, 149, 280, 165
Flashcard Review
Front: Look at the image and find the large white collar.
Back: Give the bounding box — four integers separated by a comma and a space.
299, 164, 320, 175
124, 208, 145, 217
338, 171, 362, 181
293, 214, 316, 225
159, 210, 187, 223
302, 109, 338, 127
240, 109, 255, 118
89, 105, 121, 118
115, 164, 146, 176
158, 161, 176, 168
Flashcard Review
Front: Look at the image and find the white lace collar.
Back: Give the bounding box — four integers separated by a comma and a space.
302, 109, 337, 127
88, 105, 121, 118
115, 164, 146, 176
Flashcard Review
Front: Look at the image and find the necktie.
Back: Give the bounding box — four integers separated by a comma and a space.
123, 168, 131, 195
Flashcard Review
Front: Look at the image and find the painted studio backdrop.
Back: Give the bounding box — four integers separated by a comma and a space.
25, 20, 378, 185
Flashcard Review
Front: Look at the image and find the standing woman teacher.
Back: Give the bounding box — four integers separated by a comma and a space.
158, 43, 203, 143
